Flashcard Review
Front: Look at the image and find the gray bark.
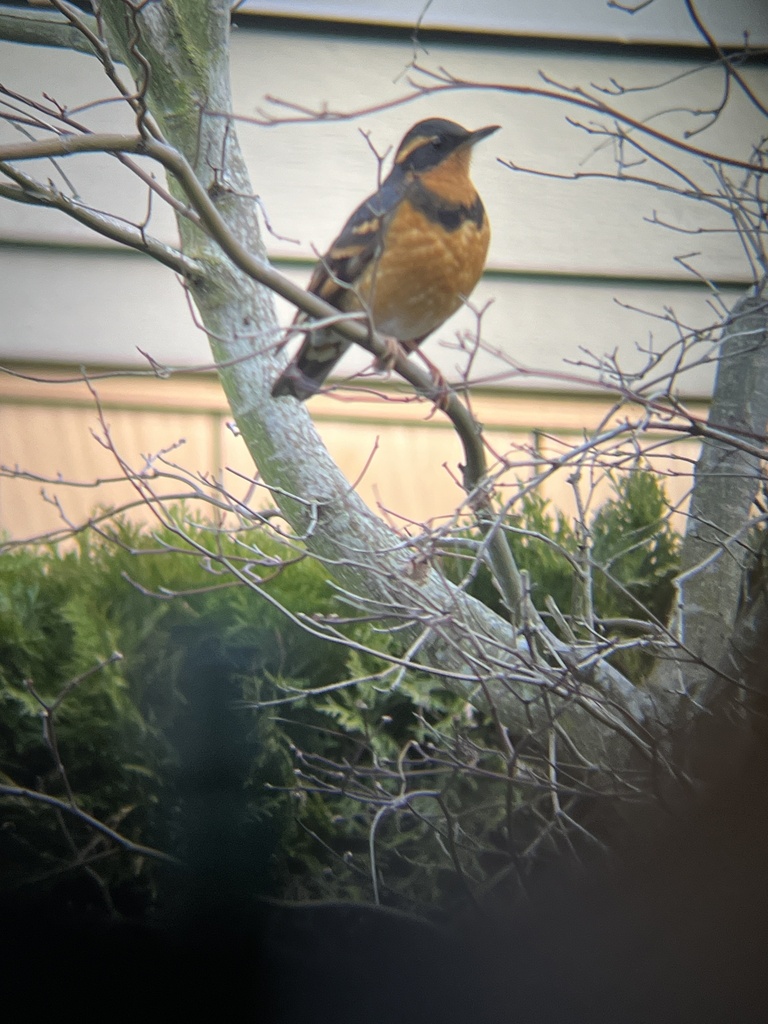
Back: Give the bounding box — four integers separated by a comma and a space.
656, 282, 768, 706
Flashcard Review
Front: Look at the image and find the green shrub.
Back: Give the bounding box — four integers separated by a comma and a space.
0, 472, 680, 915
0, 515, 353, 912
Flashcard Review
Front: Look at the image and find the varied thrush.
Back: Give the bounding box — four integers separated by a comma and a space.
271, 117, 499, 400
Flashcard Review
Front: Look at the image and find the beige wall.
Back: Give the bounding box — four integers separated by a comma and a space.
0, 366, 703, 541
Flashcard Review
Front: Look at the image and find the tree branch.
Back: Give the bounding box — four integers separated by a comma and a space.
87, 1, 663, 775
0, 157, 199, 277
660, 280, 768, 698
0, 785, 180, 865
0, 2, 99, 55
683, 0, 768, 120
8, 0, 717, 813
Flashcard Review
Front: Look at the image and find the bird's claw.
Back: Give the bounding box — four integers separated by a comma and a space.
373, 337, 403, 373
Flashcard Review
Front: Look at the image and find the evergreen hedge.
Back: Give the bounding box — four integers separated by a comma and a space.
0, 470, 679, 917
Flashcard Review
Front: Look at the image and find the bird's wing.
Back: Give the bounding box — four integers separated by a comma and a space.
271, 173, 407, 399
306, 172, 407, 309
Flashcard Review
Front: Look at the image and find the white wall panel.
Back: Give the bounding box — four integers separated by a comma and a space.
0, 18, 762, 394
0, 44, 179, 245
226, 29, 762, 282
0, 247, 208, 366
2, 29, 763, 280
0, 246, 738, 397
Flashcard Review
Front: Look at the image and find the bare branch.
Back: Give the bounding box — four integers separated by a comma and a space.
683, 0, 768, 120
0, 157, 198, 275
0, 785, 180, 865
232, 63, 768, 176
0, 2, 99, 55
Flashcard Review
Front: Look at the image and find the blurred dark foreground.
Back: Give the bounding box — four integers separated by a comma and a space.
3, 741, 767, 1024
4, 650, 767, 1024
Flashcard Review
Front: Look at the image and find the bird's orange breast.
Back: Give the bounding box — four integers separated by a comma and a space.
349, 196, 490, 343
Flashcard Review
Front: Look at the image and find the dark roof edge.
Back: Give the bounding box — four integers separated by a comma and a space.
232, 11, 768, 63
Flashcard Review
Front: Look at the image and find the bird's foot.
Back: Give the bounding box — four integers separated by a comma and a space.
414, 351, 451, 413
425, 371, 451, 415
373, 337, 403, 373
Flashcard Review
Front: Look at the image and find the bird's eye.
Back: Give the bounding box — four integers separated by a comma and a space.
430, 136, 443, 149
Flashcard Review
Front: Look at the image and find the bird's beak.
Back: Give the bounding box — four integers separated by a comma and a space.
465, 124, 501, 147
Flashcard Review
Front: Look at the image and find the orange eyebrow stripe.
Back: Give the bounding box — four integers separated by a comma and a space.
394, 135, 432, 165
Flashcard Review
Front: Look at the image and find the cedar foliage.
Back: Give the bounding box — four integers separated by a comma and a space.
0, 470, 678, 916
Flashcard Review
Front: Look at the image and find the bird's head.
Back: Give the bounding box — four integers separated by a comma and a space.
393, 118, 500, 178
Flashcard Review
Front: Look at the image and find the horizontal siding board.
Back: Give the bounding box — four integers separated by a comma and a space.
1, 366, 704, 538
226, 29, 762, 281
0, 399, 220, 539
0, 362, 711, 430
237, 1, 768, 47
0, 247, 208, 367
0, 43, 179, 245
2, 32, 763, 282
0, 246, 741, 396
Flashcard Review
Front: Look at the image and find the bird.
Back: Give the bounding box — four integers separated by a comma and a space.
271, 117, 499, 401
